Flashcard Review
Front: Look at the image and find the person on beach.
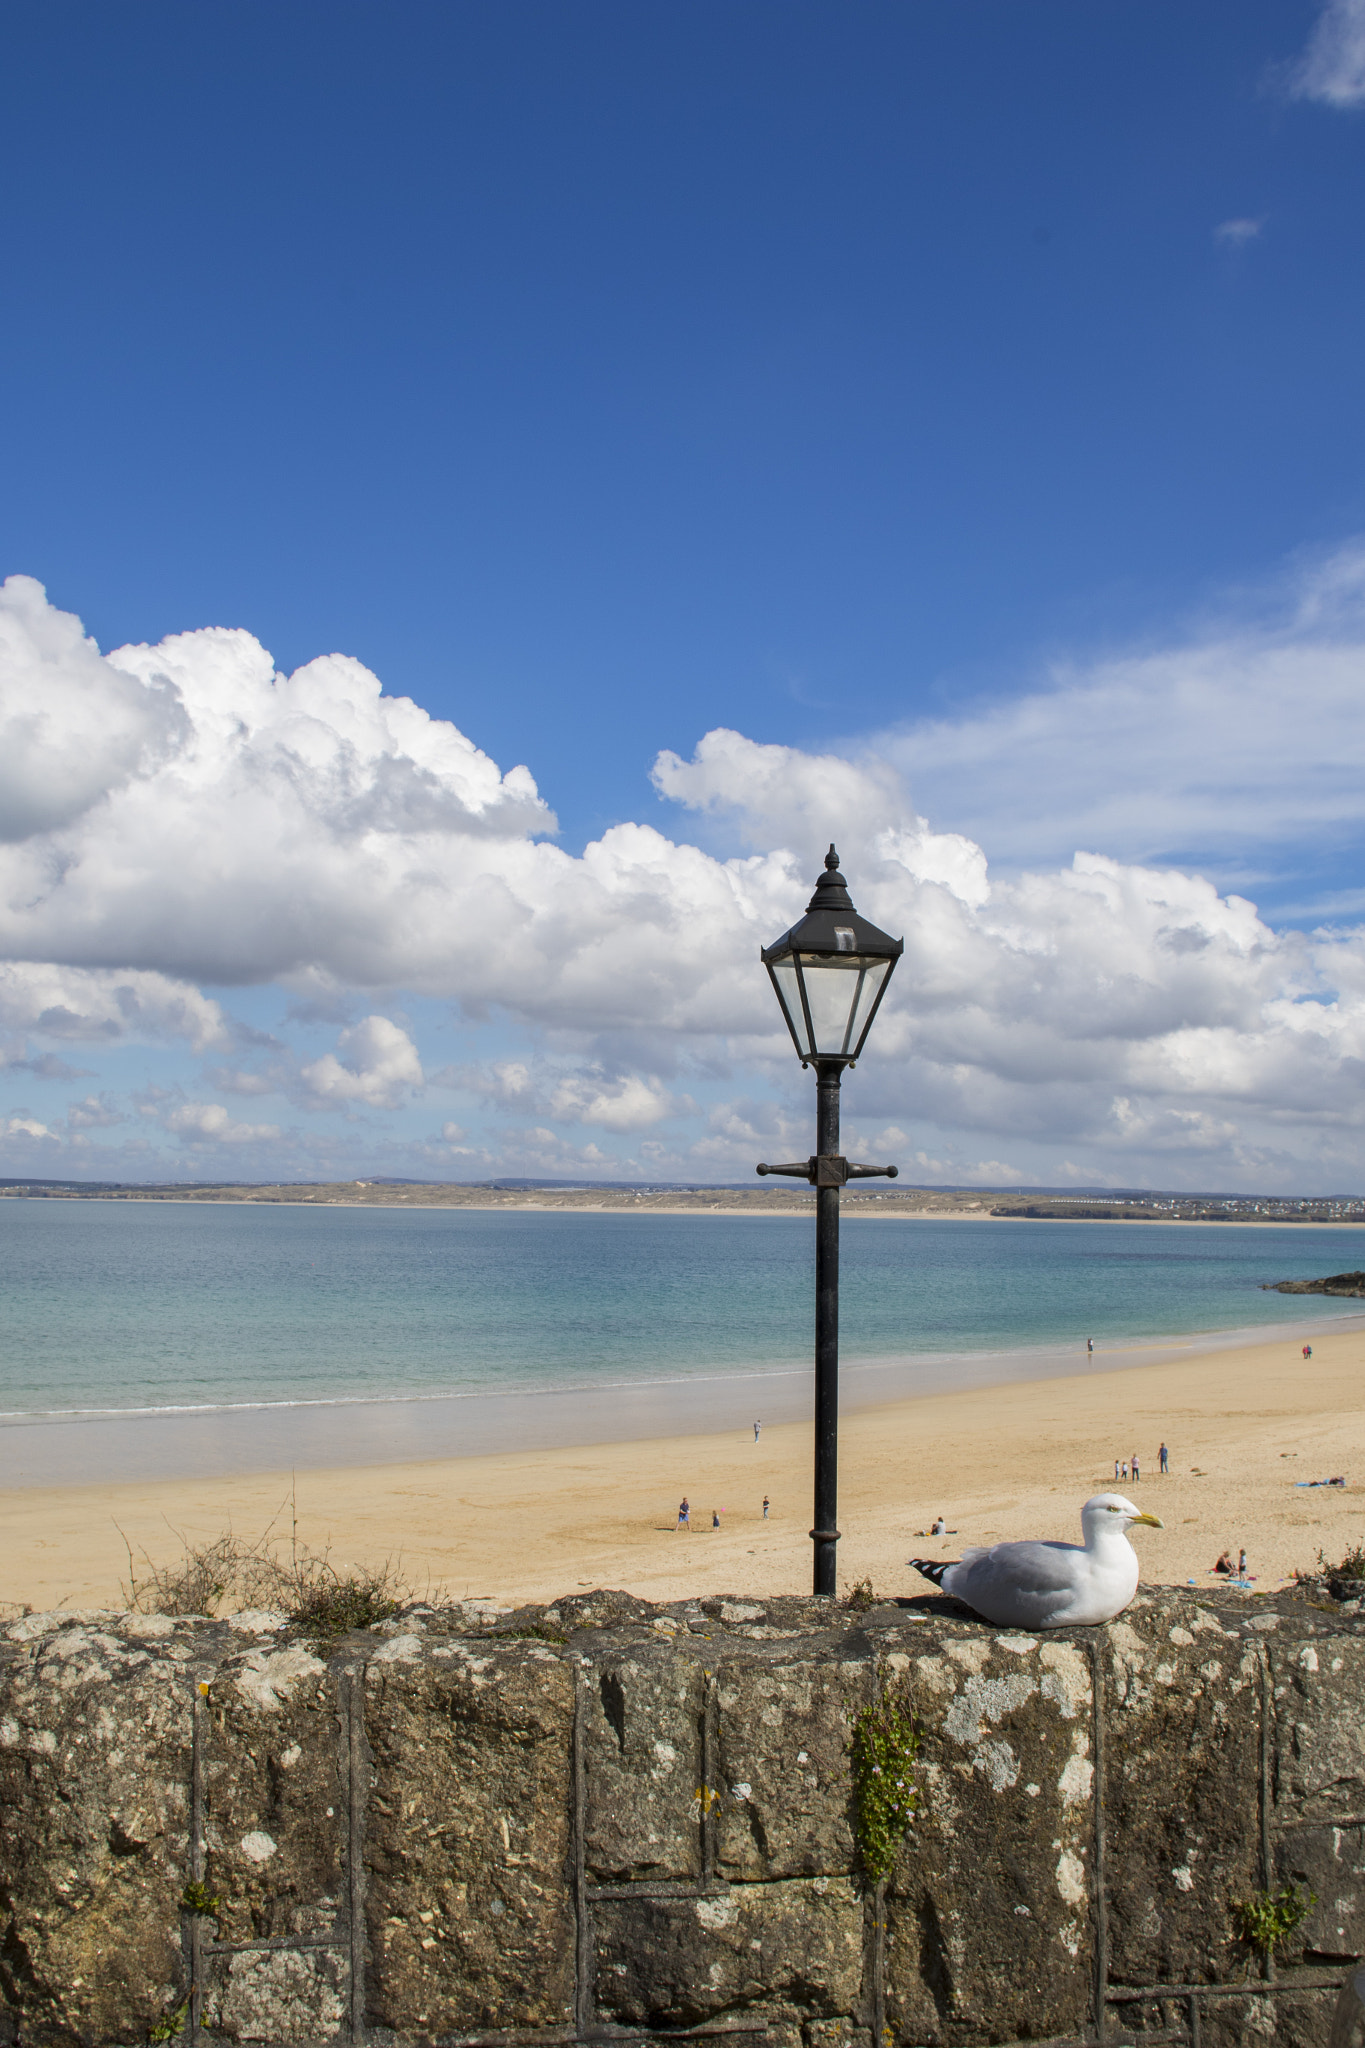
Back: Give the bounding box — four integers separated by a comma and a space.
754, 1420, 761, 1440
762, 1495, 769, 1519
1121, 1461, 1128, 1482
1238, 1547, 1247, 1579
1214, 1550, 1233, 1574
677, 1497, 691, 1530
1159, 1442, 1168, 1474
712, 1508, 721, 1529
1115, 1458, 1121, 1481
931, 1516, 946, 1536
1087, 1338, 1094, 1360
1303, 1344, 1313, 1361
1131, 1453, 1140, 1482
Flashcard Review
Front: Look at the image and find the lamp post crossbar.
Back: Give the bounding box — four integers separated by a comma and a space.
756, 1158, 899, 1184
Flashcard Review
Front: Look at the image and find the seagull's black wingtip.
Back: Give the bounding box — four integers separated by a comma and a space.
907, 1558, 957, 1586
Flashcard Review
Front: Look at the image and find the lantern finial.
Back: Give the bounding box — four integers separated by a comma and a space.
805, 850, 854, 915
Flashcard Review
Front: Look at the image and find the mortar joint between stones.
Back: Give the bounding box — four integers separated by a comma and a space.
1256, 1644, 1276, 1984
1089, 1630, 1110, 2047
188, 1682, 206, 2048
572, 1659, 595, 2039
347, 1664, 371, 2044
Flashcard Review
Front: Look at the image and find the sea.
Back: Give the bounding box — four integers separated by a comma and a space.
1, 1199, 1361, 1486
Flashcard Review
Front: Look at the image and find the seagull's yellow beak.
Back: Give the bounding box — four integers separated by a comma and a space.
1129, 1511, 1164, 1530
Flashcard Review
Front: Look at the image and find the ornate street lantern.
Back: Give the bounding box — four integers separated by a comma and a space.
761, 846, 903, 1067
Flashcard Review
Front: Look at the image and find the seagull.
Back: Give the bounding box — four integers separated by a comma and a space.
908, 1493, 1163, 1629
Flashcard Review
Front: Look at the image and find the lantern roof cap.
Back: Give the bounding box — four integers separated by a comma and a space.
805, 845, 854, 913
761, 845, 904, 964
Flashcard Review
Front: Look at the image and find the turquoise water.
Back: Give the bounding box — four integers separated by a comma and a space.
0, 1199, 1360, 1421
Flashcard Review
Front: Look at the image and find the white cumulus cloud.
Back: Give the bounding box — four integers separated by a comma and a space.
160, 1101, 282, 1147
299, 1015, 424, 1110
9, 570, 1365, 1186
462, 1060, 683, 1133
546, 1073, 678, 1132
0, 574, 188, 842
0, 961, 229, 1051
652, 726, 911, 863
0, 576, 557, 990
2, 1114, 57, 1143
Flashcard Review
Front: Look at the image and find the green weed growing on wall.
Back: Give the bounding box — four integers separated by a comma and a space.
850, 1683, 920, 1885
1234, 1883, 1314, 1958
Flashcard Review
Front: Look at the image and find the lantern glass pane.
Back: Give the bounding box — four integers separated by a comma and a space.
846, 956, 892, 1056
771, 955, 811, 1056
797, 953, 866, 1057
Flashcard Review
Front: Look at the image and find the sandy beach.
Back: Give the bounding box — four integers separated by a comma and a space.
3, 1317, 1363, 1617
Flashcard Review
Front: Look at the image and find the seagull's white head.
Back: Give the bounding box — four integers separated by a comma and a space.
1082, 1491, 1163, 1534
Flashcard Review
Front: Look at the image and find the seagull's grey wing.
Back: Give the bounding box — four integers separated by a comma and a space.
948, 1539, 1087, 1629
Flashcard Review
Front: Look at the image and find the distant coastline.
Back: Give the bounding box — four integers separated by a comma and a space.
0, 1178, 972, 1218
2, 1179, 1364, 1224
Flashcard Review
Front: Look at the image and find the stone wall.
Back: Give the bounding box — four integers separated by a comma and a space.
1, 1584, 1362, 2048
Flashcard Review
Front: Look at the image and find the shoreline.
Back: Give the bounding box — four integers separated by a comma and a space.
3, 1318, 1364, 1614
2, 1309, 1361, 1486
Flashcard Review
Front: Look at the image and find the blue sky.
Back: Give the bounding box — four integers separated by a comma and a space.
3, 1, 1365, 1190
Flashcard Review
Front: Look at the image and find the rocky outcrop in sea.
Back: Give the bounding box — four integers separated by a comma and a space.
1263, 1270, 1365, 1295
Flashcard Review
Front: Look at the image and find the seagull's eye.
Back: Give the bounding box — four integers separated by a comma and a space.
1108, 1505, 1121, 1512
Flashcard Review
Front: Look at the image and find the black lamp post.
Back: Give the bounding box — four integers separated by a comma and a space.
756, 846, 903, 1596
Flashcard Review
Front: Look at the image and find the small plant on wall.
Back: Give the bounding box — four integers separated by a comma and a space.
850, 1681, 921, 1885
1234, 1883, 1314, 1960
179, 1879, 221, 1920
147, 1998, 188, 2044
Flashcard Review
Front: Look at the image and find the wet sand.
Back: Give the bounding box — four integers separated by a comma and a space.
3, 1321, 1363, 1616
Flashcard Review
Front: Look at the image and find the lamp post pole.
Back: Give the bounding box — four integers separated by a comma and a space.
757, 846, 903, 1597
812, 1059, 842, 1595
